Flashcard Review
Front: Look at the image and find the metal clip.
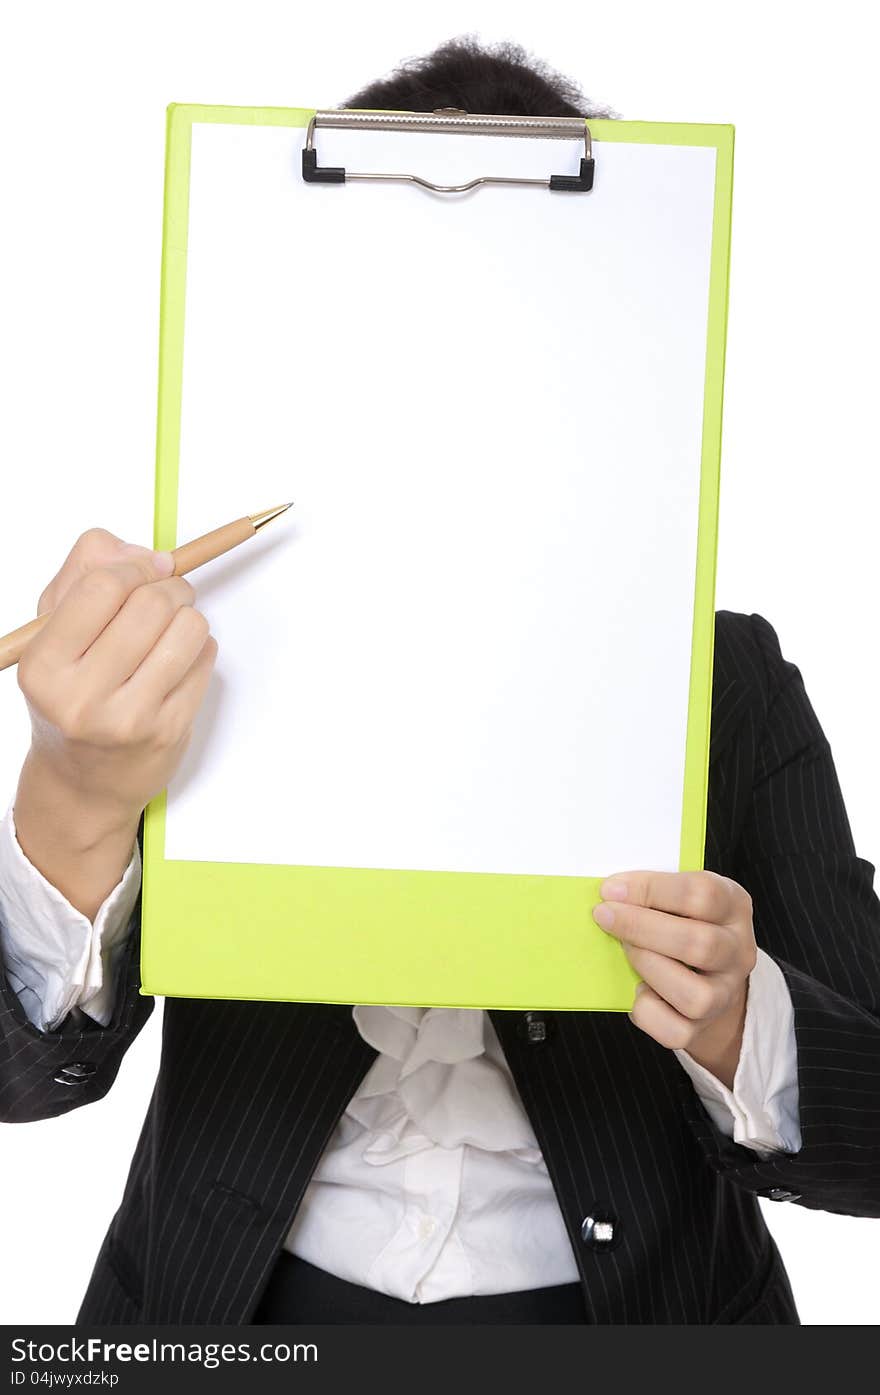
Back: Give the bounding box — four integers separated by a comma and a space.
301, 109, 594, 194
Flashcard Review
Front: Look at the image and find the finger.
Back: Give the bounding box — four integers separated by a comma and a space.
601, 869, 740, 926
37, 530, 128, 614
160, 634, 218, 727
35, 557, 175, 665
593, 901, 731, 971
38, 530, 171, 614
628, 984, 704, 1052
119, 606, 212, 708
77, 576, 196, 693
623, 945, 727, 1022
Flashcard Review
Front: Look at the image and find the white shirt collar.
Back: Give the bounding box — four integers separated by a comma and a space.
349, 1005, 541, 1161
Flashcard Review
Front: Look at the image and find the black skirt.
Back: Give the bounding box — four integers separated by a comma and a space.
252, 1251, 587, 1325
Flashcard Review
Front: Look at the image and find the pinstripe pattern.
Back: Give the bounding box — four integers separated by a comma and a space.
2, 611, 878, 1324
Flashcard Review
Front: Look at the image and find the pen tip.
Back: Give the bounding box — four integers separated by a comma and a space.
249, 502, 295, 531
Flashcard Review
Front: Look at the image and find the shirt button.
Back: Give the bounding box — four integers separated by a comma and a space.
418, 1216, 438, 1240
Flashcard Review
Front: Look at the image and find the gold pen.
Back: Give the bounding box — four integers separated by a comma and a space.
0, 503, 293, 672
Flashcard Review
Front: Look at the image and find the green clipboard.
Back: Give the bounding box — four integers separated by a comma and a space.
141, 106, 734, 1012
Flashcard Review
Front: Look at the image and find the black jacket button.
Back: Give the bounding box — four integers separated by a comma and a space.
519, 1012, 552, 1044
53, 1062, 98, 1087
761, 1187, 802, 1202
581, 1208, 620, 1251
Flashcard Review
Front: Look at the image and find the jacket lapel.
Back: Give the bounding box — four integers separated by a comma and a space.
144, 1000, 375, 1324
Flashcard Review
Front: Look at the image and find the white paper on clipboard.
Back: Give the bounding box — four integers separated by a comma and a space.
165, 122, 717, 877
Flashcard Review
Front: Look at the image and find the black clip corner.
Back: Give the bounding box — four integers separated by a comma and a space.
549, 157, 595, 193
301, 149, 346, 184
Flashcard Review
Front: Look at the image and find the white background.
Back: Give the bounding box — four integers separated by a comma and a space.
1, 0, 877, 1325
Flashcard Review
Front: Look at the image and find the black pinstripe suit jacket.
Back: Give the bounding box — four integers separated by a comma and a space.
2, 612, 879, 1325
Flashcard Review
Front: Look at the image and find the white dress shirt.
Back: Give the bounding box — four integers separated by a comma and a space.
0, 800, 802, 1302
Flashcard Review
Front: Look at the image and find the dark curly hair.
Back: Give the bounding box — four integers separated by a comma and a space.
343, 35, 614, 119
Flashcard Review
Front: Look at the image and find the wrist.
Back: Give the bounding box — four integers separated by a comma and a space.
13, 749, 141, 920
17, 747, 141, 851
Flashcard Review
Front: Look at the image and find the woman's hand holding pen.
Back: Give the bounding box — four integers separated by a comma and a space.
12, 528, 218, 920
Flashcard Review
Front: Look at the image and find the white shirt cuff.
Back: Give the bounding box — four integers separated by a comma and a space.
675, 947, 802, 1156
0, 799, 141, 1032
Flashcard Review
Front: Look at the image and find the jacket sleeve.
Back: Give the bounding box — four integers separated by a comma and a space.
679, 613, 880, 1218
0, 815, 154, 1123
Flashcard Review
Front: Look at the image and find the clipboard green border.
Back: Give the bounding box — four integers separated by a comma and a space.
142, 107, 734, 1011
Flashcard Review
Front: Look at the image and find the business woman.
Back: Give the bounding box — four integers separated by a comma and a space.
1, 39, 879, 1326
